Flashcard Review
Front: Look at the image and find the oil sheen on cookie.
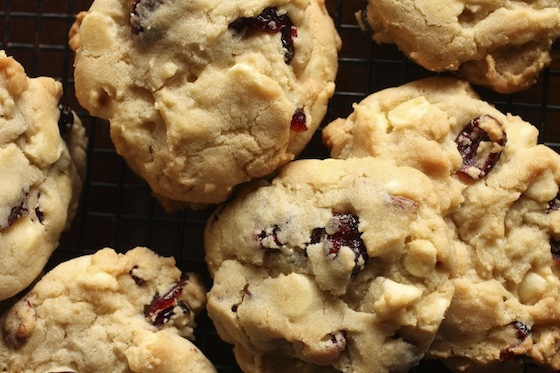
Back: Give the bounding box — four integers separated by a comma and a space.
0, 51, 87, 302
204, 157, 456, 373
323, 77, 560, 371
357, 0, 560, 93
70, 0, 340, 208
0, 247, 216, 373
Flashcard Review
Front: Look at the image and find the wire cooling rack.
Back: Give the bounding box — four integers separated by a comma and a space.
0, 0, 558, 372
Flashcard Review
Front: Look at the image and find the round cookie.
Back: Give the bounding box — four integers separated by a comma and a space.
0, 246, 216, 373
0, 51, 87, 301
357, 0, 560, 93
323, 77, 560, 371
205, 157, 456, 373
70, 0, 340, 208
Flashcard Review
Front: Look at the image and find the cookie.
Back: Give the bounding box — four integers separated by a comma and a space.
0, 51, 87, 301
204, 157, 456, 372
70, 0, 340, 208
0, 246, 216, 373
323, 77, 560, 371
357, 0, 560, 93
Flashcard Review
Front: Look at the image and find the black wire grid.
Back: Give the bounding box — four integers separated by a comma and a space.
0, 1, 558, 372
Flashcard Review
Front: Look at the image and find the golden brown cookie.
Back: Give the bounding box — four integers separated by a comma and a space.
70, 0, 340, 208
357, 0, 560, 93
0, 51, 87, 301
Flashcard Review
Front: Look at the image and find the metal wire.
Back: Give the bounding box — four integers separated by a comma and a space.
1, 0, 558, 372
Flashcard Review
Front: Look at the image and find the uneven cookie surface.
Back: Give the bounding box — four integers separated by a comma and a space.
357, 0, 560, 93
0, 247, 216, 373
70, 0, 340, 207
0, 51, 87, 301
205, 157, 456, 372
323, 77, 560, 371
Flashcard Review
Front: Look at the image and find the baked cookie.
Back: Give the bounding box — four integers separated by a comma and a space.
0, 246, 216, 373
323, 77, 560, 371
357, 0, 560, 93
0, 51, 87, 301
205, 157, 456, 372
70, 0, 340, 208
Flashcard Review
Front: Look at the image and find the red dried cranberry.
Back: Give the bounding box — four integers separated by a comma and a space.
229, 7, 297, 64
144, 275, 191, 327
309, 214, 368, 276
455, 115, 506, 180
57, 101, 74, 138
2, 194, 29, 230
257, 225, 283, 250
290, 107, 307, 132
499, 321, 531, 361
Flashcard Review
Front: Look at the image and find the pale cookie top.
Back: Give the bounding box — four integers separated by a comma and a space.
0, 247, 216, 373
70, 0, 340, 208
0, 51, 87, 301
323, 77, 560, 371
205, 157, 456, 373
357, 0, 560, 93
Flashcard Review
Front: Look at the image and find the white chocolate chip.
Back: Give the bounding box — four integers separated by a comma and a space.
404, 239, 438, 278
518, 272, 547, 305
525, 169, 558, 202
374, 278, 423, 317
387, 97, 430, 130
271, 273, 316, 319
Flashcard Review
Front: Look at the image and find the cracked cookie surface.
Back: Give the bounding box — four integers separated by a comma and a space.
205, 157, 456, 373
323, 77, 560, 371
357, 0, 560, 93
0, 51, 87, 301
0, 247, 216, 373
70, 0, 340, 208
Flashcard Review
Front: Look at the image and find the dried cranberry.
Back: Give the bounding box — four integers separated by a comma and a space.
2, 195, 29, 230
290, 107, 307, 132
257, 225, 283, 250
57, 101, 74, 138
500, 321, 531, 361
144, 275, 191, 327
309, 214, 368, 276
551, 238, 560, 263
455, 115, 506, 180
229, 7, 297, 64
129, 265, 146, 285
512, 321, 532, 340
547, 192, 560, 213
8, 203, 28, 227
35, 207, 44, 224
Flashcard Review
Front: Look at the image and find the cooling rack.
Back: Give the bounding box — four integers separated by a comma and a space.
0, 0, 558, 372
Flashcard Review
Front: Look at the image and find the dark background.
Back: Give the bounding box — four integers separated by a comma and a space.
0, 1, 558, 371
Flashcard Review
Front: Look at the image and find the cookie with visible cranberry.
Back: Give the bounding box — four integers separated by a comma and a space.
205, 157, 456, 373
0, 247, 216, 373
323, 77, 560, 371
69, 0, 340, 208
357, 0, 560, 93
0, 51, 87, 302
